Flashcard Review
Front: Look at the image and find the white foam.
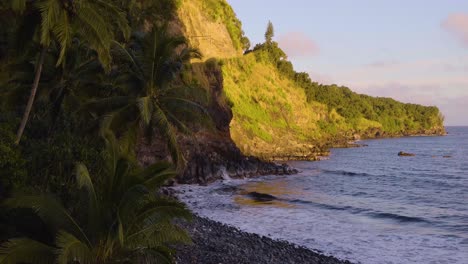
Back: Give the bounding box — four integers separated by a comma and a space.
174, 180, 468, 264
218, 166, 232, 182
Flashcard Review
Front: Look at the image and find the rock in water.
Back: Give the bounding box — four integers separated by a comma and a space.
247, 192, 277, 202
398, 151, 416, 157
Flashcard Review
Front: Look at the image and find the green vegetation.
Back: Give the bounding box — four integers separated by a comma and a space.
222, 22, 444, 157
265, 21, 274, 44
202, 0, 250, 51
10, 0, 131, 144
0, 1, 199, 263
0, 133, 190, 263
0, 1, 446, 262
85, 25, 204, 167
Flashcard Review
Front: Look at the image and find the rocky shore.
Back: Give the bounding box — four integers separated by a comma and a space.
174, 215, 353, 264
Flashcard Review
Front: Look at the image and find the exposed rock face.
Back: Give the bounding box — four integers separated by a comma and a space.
136, 65, 298, 185
178, 66, 297, 184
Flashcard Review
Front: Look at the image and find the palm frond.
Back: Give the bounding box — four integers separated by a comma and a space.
75, 162, 99, 225
93, 0, 131, 40
10, 0, 27, 13
4, 194, 91, 247
133, 199, 192, 223
179, 47, 203, 62
138, 161, 173, 180
0, 238, 56, 264
161, 96, 209, 115
117, 185, 150, 224
73, 4, 113, 69
133, 247, 173, 264
101, 130, 120, 192
111, 40, 144, 79
55, 231, 92, 264
143, 169, 176, 190
36, 0, 62, 46
151, 103, 181, 166
137, 96, 153, 125
127, 221, 191, 247
75, 162, 97, 205
52, 12, 72, 66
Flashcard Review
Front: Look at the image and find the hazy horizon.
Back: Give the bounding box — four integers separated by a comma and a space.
228, 0, 468, 126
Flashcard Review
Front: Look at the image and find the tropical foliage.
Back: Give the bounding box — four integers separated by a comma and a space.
251, 21, 444, 135
0, 133, 191, 264
220, 21, 444, 158
8, 0, 131, 144
0, 1, 446, 262
86, 25, 205, 166
0, 1, 199, 263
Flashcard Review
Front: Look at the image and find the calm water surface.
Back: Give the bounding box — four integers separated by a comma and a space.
177, 127, 468, 264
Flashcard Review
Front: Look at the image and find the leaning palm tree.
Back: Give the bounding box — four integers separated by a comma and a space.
0, 132, 191, 264
86, 25, 205, 166
10, 0, 130, 144
1, 39, 105, 127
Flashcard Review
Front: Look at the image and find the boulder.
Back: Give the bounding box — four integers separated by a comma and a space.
398, 151, 416, 157
247, 192, 277, 202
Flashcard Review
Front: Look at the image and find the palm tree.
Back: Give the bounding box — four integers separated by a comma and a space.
87, 25, 205, 167
0, 132, 191, 264
10, 0, 130, 144
1, 39, 105, 127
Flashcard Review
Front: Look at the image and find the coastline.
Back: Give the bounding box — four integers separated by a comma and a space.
170, 131, 451, 263
174, 215, 353, 264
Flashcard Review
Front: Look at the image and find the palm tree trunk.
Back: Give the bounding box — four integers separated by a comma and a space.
15, 46, 47, 145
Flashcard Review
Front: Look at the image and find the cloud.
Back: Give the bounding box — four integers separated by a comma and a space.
442, 13, 468, 48
278, 32, 319, 58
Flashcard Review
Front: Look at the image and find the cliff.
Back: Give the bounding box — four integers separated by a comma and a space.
142, 0, 445, 183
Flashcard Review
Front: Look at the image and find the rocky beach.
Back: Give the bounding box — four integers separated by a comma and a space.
175, 215, 352, 264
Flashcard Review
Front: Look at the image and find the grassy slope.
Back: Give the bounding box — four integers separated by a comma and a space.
177, 0, 241, 59
177, 0, 444, 159
222, 55, 385, 158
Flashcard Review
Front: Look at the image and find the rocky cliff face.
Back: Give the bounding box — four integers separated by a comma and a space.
177, 66, 298, 184
137, 0, 446, 184
136, 64, 297, 184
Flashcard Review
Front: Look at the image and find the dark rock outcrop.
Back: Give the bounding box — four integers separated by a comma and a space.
247, 192, 277, 202
137, 64, 298, 185
398, 151, 416, 157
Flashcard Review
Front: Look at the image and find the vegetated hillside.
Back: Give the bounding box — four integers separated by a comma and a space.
176, 0, 445, 160
177, 0, 247, 59
223, 54, 330, 159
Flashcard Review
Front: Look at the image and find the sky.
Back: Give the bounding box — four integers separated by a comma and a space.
227, 0, 468, 126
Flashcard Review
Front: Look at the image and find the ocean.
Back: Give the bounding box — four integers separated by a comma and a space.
176, 126, 468, 264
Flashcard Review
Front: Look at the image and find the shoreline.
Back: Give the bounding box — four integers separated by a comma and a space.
174, 215, 353, 264
171, 131, 449, 263
260, 131, 446, 163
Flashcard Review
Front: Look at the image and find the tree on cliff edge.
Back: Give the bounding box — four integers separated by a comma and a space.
265, 21, 274, 44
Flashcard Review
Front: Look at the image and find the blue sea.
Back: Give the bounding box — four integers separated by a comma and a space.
176, 127, 468, 264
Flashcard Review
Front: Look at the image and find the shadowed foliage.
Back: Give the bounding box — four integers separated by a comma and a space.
0, 132, 191, 264
86, 25, 205, 167
9, 0, 130, 144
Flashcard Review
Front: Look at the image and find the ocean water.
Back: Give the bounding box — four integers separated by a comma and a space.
176, 127, 468, 264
